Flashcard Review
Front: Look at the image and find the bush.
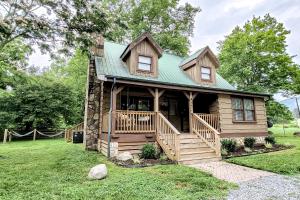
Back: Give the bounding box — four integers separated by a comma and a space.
265, 135, 276, 145
268, 130, 274, 135
244, 137, 256, 148
221, 139, 237, 152
141, 144, 156, 159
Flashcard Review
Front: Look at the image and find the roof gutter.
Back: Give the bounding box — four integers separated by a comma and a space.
103, 75, 271, 98
107, 77, 116, 158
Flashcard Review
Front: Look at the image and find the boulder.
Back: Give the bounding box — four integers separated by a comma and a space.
88, 164, 107, 180
116, 151, 133, 161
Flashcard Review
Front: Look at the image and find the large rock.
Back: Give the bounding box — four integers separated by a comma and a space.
88, 164, 107, 180
116, 151, 133, 161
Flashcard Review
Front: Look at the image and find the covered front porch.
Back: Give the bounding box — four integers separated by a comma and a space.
111, 86, 220, 133
101, 84, 221, 162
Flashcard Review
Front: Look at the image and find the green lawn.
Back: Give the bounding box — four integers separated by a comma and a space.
228, 127, 300, 175
0, 139, 234, 200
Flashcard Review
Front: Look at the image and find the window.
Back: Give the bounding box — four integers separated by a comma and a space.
138, 56, 152, 71
232, 97, 255, 122
201, 66, 211, 80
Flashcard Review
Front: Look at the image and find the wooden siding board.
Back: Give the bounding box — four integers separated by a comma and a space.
218, 94, 267, 137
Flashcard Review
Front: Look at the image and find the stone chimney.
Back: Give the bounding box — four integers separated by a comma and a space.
84, 33, 104, 151
90, 34, 104, 57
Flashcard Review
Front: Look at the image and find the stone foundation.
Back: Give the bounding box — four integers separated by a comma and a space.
221, 136, 266, 146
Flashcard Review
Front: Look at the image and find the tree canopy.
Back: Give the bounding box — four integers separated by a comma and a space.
102, 0, 200, 56
218, 14, 300, 94
0, 0, 112, 54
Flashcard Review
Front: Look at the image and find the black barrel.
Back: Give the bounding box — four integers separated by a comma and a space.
73, 131, 83, 143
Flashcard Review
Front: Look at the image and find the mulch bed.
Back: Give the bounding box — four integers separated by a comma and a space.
110, 157, 175, 168
223, 144, 294, 159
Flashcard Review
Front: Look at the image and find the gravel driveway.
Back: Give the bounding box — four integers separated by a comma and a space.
228, 175, 300, 200
189, 161, 300, 200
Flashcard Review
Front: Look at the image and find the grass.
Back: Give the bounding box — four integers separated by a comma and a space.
228, 127, 300, 175
0, 139, 234, 200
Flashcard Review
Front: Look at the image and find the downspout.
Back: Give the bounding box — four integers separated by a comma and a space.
107, 77, 116, 158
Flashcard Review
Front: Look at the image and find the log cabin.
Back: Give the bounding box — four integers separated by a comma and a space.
83, 32, 270, 164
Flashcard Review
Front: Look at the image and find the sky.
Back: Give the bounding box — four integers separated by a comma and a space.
28, 0, 300, 100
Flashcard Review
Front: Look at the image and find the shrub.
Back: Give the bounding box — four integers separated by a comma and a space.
221, 139, 237, 152
244, 137, 256, 148
294, 132, 300, 137
141, 144, 156, 159
268, 130, 274, 135
265, 135, 276, 145
221, 148, 228, 156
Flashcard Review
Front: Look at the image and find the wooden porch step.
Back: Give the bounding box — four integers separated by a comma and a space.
180, 151, 217, 160
179, 156, 221, 165
180, 142, 208, 148
180, 149, 214, 155
180, 147, 212, 154
180, 138, 204, 144
179, 134, 199, 139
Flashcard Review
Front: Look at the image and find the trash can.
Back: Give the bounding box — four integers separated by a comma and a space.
73, 131, 83, 143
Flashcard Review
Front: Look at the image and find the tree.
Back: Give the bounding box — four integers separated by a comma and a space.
218, 14, 300, 94
102, 0, 200, 56
266, 100, 293, 124
0, 77, 78, 131
0, 39, 31, 91
44, 50, 88, 123
0, 0, 113, 54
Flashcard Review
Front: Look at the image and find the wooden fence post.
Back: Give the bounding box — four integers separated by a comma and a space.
3, 129, 8, 144
33, 129, 37, 141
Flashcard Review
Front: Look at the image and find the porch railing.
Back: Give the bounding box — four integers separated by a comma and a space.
115, 110, 156, 133
156, 112, 180, 161
192, 113, 221, 156
194, 113, 220, 132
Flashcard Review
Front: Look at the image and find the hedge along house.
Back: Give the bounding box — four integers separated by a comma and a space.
84, 33, 270, 165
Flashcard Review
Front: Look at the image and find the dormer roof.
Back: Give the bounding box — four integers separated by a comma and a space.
120, 32, 163, 61
180, 46, 220, 70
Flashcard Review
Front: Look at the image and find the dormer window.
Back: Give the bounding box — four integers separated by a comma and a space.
138, 55, 152, 71
201, 66, 211, 81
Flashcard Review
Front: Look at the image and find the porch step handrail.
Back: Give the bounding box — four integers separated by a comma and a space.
194, 113, 220, 132
192, 113, 221, 156
156, 112, 181, 161
115, 110, 156, 133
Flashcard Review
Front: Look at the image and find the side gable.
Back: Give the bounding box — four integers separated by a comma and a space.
180, 46, 220, 85
120, 32, 163, 77
120, 32, 163, 60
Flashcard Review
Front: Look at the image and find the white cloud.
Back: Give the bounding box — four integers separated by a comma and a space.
224, 0, 266, 12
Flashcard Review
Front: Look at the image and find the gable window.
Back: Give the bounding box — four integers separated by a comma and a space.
201, 66, 211, 80
232, 97, 255, 122
138, 56, 152, 71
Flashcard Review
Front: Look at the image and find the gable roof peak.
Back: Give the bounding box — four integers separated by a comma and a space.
120, 32, 163, 60
180, 46, 219, 68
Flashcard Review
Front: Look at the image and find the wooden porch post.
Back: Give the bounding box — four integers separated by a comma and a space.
112, 86, 124, 135
148, 88, 165, 134
184, 92, 198, 134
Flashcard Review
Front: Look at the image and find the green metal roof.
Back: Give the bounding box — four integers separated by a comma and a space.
179, 47, 205, 66
95, 41, 245, 93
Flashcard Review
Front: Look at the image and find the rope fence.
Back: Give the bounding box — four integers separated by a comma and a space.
2, 129, 65, 143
